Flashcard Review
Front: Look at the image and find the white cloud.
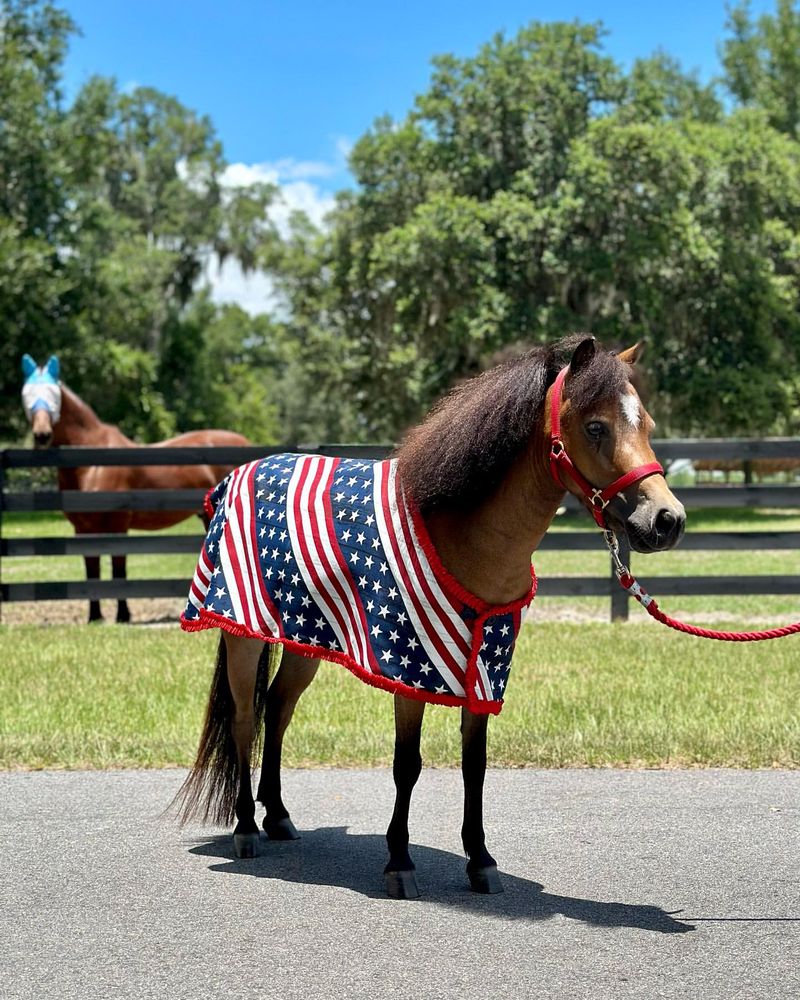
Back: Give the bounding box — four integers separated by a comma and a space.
204, 257, 278, 316
219, 159, 338, 234
201, 148, 350, 315
334, 135, 354, 161
201, 150, 348, 314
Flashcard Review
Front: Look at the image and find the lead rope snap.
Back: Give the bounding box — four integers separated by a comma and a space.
603, 529, 655, 609
603, 529, 625, 578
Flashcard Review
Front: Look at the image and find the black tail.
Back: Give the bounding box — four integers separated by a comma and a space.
172, 636, 273, 826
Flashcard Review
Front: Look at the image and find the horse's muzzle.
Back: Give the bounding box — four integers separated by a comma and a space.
626, 504, 686, 553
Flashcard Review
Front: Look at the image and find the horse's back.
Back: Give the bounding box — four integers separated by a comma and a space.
152, 429, 250, 450
152, 429, 251, 484
66, 428, 250, 532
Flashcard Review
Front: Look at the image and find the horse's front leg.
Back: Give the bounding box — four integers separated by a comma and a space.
385, 694, 425, 899
461, 708, 502, 893
84, 555, 103, 623
256, 651, 319, 840
112, 554, 130, 624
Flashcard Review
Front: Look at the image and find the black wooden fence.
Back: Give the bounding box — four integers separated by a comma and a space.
2, 439, 800, 622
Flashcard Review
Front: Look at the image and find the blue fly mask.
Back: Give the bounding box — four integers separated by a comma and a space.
21, 354, 62, 424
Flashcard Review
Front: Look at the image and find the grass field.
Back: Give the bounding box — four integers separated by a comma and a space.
2, 507, 800, 771
1, 617, 799, 771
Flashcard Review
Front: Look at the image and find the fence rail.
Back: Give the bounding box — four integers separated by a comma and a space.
3, 440, 800, 621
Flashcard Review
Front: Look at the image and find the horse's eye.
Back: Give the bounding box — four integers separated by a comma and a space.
585, 421, 606, 440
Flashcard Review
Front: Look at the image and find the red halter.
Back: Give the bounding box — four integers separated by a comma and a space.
548, 365, 664, 528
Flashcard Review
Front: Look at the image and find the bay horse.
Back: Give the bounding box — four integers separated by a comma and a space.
176, 335, 685, 898
20, 354, 250, 623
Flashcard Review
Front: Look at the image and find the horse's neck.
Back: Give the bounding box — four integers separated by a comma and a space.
52, 385, 126, 447
424, 435, 564, 606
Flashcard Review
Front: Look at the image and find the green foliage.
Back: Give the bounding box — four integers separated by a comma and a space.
158, 296, 284, 443
0, 0, 278, 444
268, 4, 800, 441
721, 0, 800, 137
3, 1, 800, 447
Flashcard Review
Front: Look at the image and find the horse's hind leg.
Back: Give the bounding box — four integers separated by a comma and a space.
384, 694, 425, 899
224, 633, 264, 859
461, 708, 502, 893
256, 651, 319, 840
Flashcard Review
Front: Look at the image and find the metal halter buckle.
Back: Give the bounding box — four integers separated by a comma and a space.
590, 490, 608, 510
550, 440, 565, 458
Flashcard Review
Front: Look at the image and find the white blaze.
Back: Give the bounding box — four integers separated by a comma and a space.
621, 393, 641, 429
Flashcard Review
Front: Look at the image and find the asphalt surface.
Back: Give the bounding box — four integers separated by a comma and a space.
2, 768, 799, 1000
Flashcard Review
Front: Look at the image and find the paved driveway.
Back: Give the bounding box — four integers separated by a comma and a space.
2, 768, 799, 999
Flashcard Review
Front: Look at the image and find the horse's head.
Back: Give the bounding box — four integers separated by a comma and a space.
21, 354, 62, 448
549, 337, 685, 553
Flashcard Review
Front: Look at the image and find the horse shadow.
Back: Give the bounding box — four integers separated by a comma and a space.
187, 826, 694, 935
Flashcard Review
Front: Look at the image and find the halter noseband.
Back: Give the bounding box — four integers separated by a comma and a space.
548, 365, 664, 528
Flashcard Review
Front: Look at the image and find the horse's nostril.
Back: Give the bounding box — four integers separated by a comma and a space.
655, 508, 677, 534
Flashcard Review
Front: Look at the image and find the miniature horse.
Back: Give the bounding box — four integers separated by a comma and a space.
176, 336, 685, 898
21, 354, 249, 623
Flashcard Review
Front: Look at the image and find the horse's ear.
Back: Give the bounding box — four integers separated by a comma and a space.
616, 343, 644, 366
21, 354, 37, 378
46, 355, 60, 380
569, 336, 596, 375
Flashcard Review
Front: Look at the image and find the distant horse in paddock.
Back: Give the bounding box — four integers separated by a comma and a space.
176, 335, 685, 899
21, 354, 249, 623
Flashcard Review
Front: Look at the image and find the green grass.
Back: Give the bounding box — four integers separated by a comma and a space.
1, 620, 799, 770
540, 506, 800, 620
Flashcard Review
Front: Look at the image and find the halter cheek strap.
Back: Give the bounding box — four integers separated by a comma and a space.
548, 365, 664, 528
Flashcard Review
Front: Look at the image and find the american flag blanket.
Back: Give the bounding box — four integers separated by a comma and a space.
181, 454, 536, 714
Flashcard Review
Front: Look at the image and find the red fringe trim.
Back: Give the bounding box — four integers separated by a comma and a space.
181, 609, 503, 715
203, 486, 216, 520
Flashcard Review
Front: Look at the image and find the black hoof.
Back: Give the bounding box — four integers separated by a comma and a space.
468, 864, 503, 894
233, 832, 260, 859
264, 816, 300, 840
385, 869, 420, 900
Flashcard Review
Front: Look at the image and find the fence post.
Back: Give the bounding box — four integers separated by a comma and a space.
610, 534, 630, 622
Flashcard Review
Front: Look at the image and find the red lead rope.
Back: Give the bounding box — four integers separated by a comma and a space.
605, 532, 800, 642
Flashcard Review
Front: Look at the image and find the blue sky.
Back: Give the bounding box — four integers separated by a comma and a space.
60, 0, 777, 310
62, 1, 778, 183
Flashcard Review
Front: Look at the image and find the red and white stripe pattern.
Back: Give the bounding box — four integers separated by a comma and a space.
286, 455, 379, 671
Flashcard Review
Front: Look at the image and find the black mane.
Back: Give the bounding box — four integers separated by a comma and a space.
395, 335, 630, 513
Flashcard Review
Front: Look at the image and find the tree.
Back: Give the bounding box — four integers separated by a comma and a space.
549, 113, 800, 434
0, 0, 278, 442
269, 7, 800, 441
721, 0, 800, 137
